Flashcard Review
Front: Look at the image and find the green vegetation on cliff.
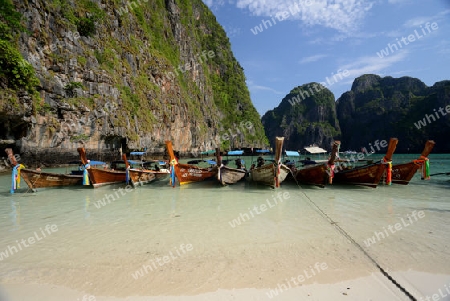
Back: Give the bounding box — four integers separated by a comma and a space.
0, 0, 268, 151
0, 0, 39, 95
337, 74, 450, 152
262, 83, 341, 151
193, 3, 268, 148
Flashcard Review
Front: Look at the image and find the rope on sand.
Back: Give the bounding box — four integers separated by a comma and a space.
296, 187, 417, 301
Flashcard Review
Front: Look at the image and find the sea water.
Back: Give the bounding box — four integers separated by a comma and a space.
0, 154, 449, 300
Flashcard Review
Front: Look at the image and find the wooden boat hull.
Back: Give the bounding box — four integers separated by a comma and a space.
87, 168, 126, 188
293, 141, 341, 187
389, 141, 435, 185
391, 162, 421, 185
127, 169, 156, 187
153, 171, 170, 181
278, 165, 290, 184
295, 163, 328, 187
174, 163, 218, 185
20, 169, 83, 189
333, 138, 398, 188
249, 163, 290, 187
333, 163, 386, 188
218, 166, 246, 185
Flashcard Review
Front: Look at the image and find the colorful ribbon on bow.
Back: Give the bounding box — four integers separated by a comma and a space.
383, 158, 392, 185
82, 163, 90, 185
327, 163, 335, 184
170, 159, 177, 187
413, 156, 430, 180
10, 164, 25, 193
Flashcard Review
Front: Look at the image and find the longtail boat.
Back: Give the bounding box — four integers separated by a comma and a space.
128, 152, 171, 182
165, 141, 218, 186
294, 141, 341, 187
216, 148, 246, 185
248, 137, 291, 188
391, 140, 435, 185
122, 154, 156, 187
5, 148, 83, 192
142, 160, 171, 181
332, 138, 398, 188
77, 148, 126, 188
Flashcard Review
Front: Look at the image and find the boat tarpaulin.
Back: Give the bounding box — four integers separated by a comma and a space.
285, 150, 300, 157
256, 149, 270, 153
130, 152, 145, 155
128, 160, 142, 165
88, 160, 106, 165
227, 150, 244, 155
69, 160, 106, 165
304, 146, 327, 154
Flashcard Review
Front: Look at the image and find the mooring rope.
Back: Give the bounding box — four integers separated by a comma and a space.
295, 185, 417, 301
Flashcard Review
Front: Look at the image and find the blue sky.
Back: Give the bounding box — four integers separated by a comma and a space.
201, 0, 450, 116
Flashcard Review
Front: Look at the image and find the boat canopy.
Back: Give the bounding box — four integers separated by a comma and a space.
69, 160, 106, 165
256, 149, 270, 153
143, 160, 167, 166
304, 146, 327, 154
227, 150, 244, 155
130, 151, 145, 155
285, 150, 300, 157
187, 159, 216, 165
128, 160, 143, 165
201, 150, 215, 155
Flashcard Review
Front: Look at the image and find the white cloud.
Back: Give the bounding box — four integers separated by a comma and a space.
337, 51, 409, 79
299, 54, 328, 64
247, 80, 284, 94
403, 9, 450, 28
387, 0, 411, 4
203, 0, 213, 7
202, 0, 228, 12
236, 0, 375, 34
223, 25, 242, 38
403, 17, 434, 28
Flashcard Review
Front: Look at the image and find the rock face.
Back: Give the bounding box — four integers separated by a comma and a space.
337, 74, 450, 153
261, 83, 341, 151
261, 75, 450, 154
0, 0, 267, 165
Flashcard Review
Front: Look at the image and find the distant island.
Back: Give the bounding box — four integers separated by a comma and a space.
262, 74, 450, 153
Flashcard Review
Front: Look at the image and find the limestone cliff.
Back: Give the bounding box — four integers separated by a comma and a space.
0, 0, 267, 165
261, 83, 341, 151
337, 74, 450, 153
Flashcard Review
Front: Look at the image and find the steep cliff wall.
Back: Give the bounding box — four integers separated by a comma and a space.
337, 74, 450, 152
0, 0, 267, 165
261, 83, 341, 151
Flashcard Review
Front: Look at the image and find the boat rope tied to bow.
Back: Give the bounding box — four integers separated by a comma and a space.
126, 166, 130, 185
327, 163, 335, 184
10, 164, 25, 194
383, 158, 392, 185
413, 156, 430, 180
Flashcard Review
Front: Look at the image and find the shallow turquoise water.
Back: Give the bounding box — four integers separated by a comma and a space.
0, 153, 449, 300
